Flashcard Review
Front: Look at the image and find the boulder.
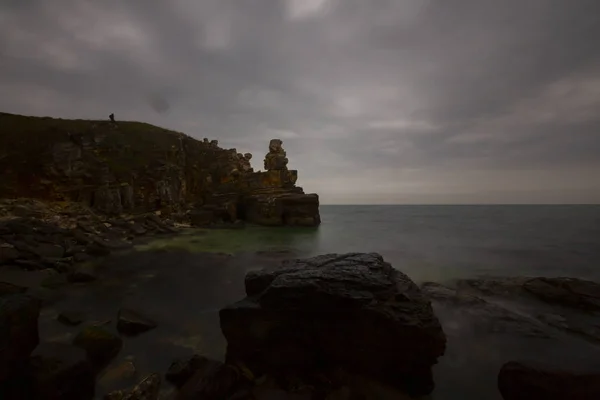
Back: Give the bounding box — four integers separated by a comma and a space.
498, 361, 600, 400
0, 294, 41, 382
29, 343, 95, 400
165, 354, 223, 388
57, 311, 84, 326
97, 357, 137, 390
72, 326, 123, 370
117, 308, 157, 336
220, 253, 446, 397
104, 373, 161, 400
523, 277, 600, 311
0, 243, 20, 265
67, 263, 98, 283
176, 362, 251, 400
0, 281, 27, 296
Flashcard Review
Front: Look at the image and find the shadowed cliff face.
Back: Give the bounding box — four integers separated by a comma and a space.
0, 113, 320, 226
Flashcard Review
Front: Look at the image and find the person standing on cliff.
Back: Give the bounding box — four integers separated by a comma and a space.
109, 113, 115, 123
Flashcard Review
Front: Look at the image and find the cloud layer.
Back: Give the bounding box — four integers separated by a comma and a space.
2, 0, 599, 203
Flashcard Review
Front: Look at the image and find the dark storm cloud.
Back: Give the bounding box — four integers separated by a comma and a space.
1, 0, 599, 203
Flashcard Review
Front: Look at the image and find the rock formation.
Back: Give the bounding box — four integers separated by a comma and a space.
263, 139, 288, 171
0, 112, 320, 227
219, 252, 447, 397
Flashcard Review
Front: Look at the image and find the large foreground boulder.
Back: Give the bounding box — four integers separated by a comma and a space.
498, 361, 600, 400
219, 252, 446, 397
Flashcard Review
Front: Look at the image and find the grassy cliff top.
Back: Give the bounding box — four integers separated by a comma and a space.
0, 112, 194, 154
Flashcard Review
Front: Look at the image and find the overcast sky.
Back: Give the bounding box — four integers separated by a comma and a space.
1, 0, 599, 204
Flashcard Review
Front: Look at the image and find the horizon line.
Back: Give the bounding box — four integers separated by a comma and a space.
319, 203, 600, 206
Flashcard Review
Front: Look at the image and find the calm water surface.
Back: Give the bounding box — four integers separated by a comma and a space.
30, 205, 600, 399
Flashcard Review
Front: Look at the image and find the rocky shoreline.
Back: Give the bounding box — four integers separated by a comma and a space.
3, 247, 600, 399
0, 198, 187, 284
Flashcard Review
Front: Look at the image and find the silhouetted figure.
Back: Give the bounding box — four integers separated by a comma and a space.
109, 113, 115, 123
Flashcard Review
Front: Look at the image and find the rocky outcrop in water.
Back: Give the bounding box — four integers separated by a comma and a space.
422, 277, 600, 343
0, 113, 319, 227
219, 252, 447, 398
498, 361, 600, 400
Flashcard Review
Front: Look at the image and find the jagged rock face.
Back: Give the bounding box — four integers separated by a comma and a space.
220, 253, 447, 397
0, 114, 320, 226
263, 138, 289, 171
0, 114, 252, 214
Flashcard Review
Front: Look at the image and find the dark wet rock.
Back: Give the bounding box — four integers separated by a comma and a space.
456, 276, 600, 312
117, 308, 158, 336
537, 312, 600, 343
523, 277, 600, 311
52, 259, 75, 273
31, 243, 65, 259
165, 355, 223, 388
72, 326, 123, 370
29, 343, 95, 400
421, 281, 486, 305
63, 242, 85, 257
421, 282, 551, 338
104, 373, 161, 400
220, 252, 446, 397
67, 263, 98, 283
73, 229, 92, 245
3, 218, 36, 235
0, 243, 19, 264
498, 361, 600, 400
27, 287, 65, 306
456, 277, 530, 297
128, 223, 147, 236
0, 294, 40, 382
57, 311, 84, 326
41, 270, 69, 288
0, 281, 27, 296
14, 259, 48, 271
85, 242, 112, 257
73, 252, 94, 263
176, 362, 251, 400
98, 358, 137, 394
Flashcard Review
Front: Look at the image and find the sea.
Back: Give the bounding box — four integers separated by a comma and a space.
26, 205, 600, 399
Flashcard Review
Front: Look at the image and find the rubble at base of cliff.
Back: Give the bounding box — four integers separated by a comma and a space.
0, 198, 180, 274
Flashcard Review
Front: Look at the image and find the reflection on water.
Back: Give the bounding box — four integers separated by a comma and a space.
28, 205, 600, 398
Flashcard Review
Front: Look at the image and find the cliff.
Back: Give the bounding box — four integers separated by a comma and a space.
0, 113, 320, 227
